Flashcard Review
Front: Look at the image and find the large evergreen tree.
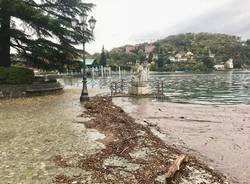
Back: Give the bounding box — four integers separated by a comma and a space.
0, 0, 94, 69
99, 46, 106, 67
155, 46, 168, 71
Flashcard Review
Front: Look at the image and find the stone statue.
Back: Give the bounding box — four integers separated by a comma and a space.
131, 64, 148, 86
129, 63, 150, 95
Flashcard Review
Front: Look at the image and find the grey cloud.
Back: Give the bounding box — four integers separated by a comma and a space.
173, 0, 250, 39
133, 0, 250, 42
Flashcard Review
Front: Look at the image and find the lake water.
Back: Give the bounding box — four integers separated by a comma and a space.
60, 70, 250, 105
149, 70, 250, 104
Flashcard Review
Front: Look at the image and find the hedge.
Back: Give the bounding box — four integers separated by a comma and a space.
0, 66, 34, 84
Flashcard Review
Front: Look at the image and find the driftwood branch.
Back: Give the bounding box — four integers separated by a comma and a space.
166, 154, 188, 181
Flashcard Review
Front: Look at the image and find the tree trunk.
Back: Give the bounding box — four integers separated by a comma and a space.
0, 13, 11, 67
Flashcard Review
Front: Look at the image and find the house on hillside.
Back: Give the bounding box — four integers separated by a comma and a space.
214, 59, 234, 70
125, 45, 136, 54
145, 44, 155, 54
208, 49, 215, 58
169, 56, 176, 62
169, 52, 194, 63
224, 58, 234, 69
152, 54, 158, 60
186, 51, 194, 60
214, 64, 225, 70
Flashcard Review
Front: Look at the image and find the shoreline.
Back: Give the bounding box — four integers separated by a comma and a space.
111, 95, 250, 106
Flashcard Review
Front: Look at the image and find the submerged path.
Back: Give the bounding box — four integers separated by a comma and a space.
113, 97, 250, 184
0, 89, 107, 183
0, 89, 226, 184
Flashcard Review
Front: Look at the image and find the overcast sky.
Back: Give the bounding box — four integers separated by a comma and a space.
86, 0, 250, 53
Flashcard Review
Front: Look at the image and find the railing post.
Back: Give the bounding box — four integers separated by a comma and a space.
110, 82, 113, 97
120, 79, 124, 93
157, 81, 160, 96
115, 82, 117, 95
161, 80, 164, 97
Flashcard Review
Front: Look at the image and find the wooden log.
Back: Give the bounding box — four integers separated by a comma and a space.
166, 154, 187, 180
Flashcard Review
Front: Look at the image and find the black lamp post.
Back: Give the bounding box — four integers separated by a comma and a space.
73, 14, 96, 102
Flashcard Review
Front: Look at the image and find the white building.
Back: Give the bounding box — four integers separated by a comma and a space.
169, 52, 192, 63
208, 49, 215, 58
214, 65, 225, 70
224, 58, 234, 69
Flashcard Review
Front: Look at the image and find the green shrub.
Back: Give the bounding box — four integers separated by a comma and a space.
192, 62, 213, 73
0, 66, 34, 84
166, 64, 177, 72
0, 67, 9, 83
149, 63, 157, 71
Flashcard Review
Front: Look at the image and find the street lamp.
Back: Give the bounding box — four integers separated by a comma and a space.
72, 13, 96, 102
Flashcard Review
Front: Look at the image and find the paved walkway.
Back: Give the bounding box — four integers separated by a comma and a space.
0, 89, 105, 183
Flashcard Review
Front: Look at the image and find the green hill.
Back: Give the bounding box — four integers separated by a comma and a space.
100, 33, 250, 71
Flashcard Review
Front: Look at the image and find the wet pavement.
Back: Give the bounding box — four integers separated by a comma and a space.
0, 89, 107, 183
0, 87, 227, 184
113, 97, 250, 184
0, 85, 247, 183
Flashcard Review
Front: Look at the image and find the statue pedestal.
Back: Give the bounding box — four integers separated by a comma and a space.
128, 64, 150, 96
129, 82, 150, 95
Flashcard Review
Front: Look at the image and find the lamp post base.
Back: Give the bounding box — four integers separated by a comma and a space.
80, 94, 89, 102
80, 80, 89, 102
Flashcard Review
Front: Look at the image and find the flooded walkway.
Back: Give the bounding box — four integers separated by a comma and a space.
0, 86, 248, 183
113, 98, 250, 184
0, 89, 106, 183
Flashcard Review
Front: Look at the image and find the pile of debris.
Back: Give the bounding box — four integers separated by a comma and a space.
53, 97, 228, 184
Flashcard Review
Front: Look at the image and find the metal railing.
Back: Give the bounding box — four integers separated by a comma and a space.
110, 79, 166, 99
110, 79, 127, 96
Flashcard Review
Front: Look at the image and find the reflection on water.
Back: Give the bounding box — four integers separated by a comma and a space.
59, 70, 250, 104
58, 76, 121, 90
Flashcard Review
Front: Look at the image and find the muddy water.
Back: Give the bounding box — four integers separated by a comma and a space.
113, 97, 250, 184
0, 89, 107, 183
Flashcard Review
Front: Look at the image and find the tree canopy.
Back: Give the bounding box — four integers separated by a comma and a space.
0, 0, 94, 70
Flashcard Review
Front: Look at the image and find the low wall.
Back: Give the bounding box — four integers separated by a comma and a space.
0, 82, 63, 99
0, 85, 28, 98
